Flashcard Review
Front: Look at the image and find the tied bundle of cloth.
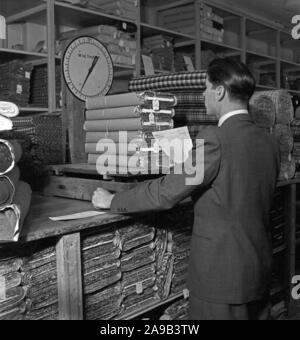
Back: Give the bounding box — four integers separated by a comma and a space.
84, 91, 177, 174
78, 0, 138, 21
129, 71, 218, 146
142, 35, 175, 73
60, 24, 136, 68
0, 60, 33, 107
249, 90, 295, 181
0, 102, 32, 243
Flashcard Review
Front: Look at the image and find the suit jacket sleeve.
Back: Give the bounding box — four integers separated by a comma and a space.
110, 127, 221, 214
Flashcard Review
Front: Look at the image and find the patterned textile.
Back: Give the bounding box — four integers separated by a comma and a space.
129, 72, 207, 92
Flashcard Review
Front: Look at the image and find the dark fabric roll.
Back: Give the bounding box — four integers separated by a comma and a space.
0, 140, 22, 175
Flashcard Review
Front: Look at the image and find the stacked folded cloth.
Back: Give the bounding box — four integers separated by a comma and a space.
29, 64, 61, 108
158, 2, 224, 42
85, 92, 176, 174
291, 120, 300, 179
22, 245, 59, 320
249, 90, 295, 181
142, 35, 175, 73
270, 189, 285, 251
129, 71, 218, 145
78, 0, 138, 21
0, 102, 32, 243
0, 257, 27, 320
60, 25, 136, 68
155, 206, 193, 300
0, 60, 33, 107
159, 298, 190, 320
2, 114, 63, 188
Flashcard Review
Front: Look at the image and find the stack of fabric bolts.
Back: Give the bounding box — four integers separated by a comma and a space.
129, 71, 218, 146
60, 25, 136, 68
249, 90, 295, 181
77, 0, 138, 21
142, 35, 175, 73
0, 60, 33, 107
84, 92, 176, 174
0, 102, 32, 243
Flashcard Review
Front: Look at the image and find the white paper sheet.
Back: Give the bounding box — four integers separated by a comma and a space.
49, 211, 108, 221
152, 126, 193, 164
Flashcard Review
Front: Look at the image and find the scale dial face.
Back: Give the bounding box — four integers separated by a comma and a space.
63, 36, 114, 102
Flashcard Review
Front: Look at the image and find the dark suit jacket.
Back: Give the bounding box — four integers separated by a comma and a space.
111, 114, 280, 304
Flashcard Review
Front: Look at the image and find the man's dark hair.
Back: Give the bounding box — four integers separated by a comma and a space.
207, 58, 256, 103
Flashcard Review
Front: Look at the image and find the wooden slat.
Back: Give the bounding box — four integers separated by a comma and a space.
42, 175, 137, 200
56, 233, 83, 320
47, 0, 56, 113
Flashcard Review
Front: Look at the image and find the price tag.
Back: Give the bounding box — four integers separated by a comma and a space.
16, 84, 23, 94
0, 276, 6, 301
122, 22, 127, 30
0, 15, 6, 40
149, 112, 155, 124
183, 288, 190, 299
119, 39, 125, 48
25, 72, 31, 79
183, 56, 195, 72
142, 55, 155, 76
153, 98, 160, 111
136, 282, 144, 295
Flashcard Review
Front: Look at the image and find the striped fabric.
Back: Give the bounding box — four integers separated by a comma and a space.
129, 72, 207, 92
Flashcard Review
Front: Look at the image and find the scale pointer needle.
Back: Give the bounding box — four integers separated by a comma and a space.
80, 56, 99, 92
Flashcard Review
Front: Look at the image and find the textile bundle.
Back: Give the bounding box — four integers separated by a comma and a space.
0, 103, 32, 243
291, 120, 300, 179
159, 298, 190, 320
85, 92, 177, 174
249, 93, 276, 128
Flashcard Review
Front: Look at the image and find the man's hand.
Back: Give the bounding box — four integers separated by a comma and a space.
92, 188, 115, 210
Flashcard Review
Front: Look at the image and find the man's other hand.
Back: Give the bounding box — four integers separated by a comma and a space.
92, 188, 115, 210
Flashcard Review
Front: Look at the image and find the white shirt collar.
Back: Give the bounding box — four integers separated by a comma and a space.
218, 109, 249, 127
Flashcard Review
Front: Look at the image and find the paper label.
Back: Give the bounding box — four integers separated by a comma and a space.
122, 22, 127, 30
153, 98, 160, 111
25, 72, 31, 79
183, 288, 190, 299
149, 112, 155, 124
136, 282, 143, 295
183, 56, 195, 72
142, 55, 155, 76
0, 276, 6, 301
16, 84, 22, 94
0, 15, 6, 40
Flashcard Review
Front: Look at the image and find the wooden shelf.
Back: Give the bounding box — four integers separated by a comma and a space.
6, 3, 47, 24
256, 85, 278, 90
247, 51, 277, 61
54, 1, 137, 28
141, 23, 194, 41
19, 107, 49, 113
201, 39, 242, 53
116, 293, 184, 320
0, 48, 48, 60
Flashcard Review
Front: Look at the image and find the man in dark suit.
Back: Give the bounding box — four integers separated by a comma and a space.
92, 58, 280, 320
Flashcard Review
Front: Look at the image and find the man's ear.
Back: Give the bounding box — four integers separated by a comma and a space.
215, 85, 226, 102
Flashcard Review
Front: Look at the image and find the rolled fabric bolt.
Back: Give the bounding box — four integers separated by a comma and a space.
85, 142, 144, 155
0, 102, 19, 118
0, 140, 22, 175
84, 118, 142, 132
274, 124, 294, 154
0, 166, 20, 209
249, 93, 276, 128
85, 106, 140, 121
85, 131, 143, 143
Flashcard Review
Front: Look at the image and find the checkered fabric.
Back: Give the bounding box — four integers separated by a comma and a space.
129, 72, 207, 92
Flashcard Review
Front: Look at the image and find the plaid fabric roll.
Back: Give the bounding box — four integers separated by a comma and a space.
129, 72, 207, 92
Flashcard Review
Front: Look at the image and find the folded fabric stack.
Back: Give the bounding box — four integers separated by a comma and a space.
23, 246, 59, 320
0, 257, 27, 320
0, 60, 33, 107
29, 64, 61, 108
118, 223, 159, 315
0, 138, 32, 243
143, 35, 175, 73
79, 0, 138, 21
250, 90, 295, 181
85, 92, 176, 174
158, 2, 224, 42
2, 114, 63, 188
60, 25, 136, 68
159, 298, 190, 320
129, 72, 218, 145
82, 230, 123, 320
270, 189, 285, 250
